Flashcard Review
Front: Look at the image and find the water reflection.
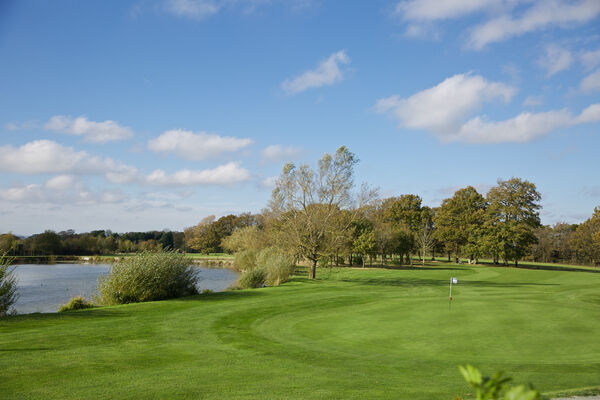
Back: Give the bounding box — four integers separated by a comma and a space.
12, 263, 238, 314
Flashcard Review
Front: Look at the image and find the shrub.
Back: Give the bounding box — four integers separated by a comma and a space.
58, 296, 94, 312
95, 251, 198, 305
0, 254, 18, 317
237, 268, 266, 289
458, 364, 541, 400
234, 249, 257, 272
201, 288, 214, 294
256, 247, 295, 286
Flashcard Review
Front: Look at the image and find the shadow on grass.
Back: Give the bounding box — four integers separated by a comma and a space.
479, 261, 600, 274
0, 308, 131, 324
180, 289, 266, 303
337, 276, 557, 288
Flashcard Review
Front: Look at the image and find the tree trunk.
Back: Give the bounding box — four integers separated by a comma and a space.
447, 252, 451, 262
514, 259, 518, 267
362, 256, 365, 268
309, 259, 317, 279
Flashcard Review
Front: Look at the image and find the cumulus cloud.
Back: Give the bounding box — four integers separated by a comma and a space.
580, 68, 600, 93
374, 73, 515, 134
164, 0, 220, 19
148, 129, 252, 160
0, 140, 138, 182
375, 73, 600, 143
281, 51, 350, 95
580, 48, 600, 70
523, 95, 543, 107
45, 175, 77, 190
394, 0, 501, 22
467, 0, 600, 49
0, 176, 126, 205
260, 144, 303, 163
538, 44, 573, 77
145, 162, 251, 186
44, 115, 134, 143
394, 0, 600, 49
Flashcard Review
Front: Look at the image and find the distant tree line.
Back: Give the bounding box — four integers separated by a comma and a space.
1, 148, 599, 271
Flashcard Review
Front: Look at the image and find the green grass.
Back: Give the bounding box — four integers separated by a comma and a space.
1, 263, 599, 399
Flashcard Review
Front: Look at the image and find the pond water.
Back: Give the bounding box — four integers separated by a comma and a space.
11, 263, 239, 314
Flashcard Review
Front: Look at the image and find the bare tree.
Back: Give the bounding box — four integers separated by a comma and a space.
415, 225, 434, 266
269, 146, 376, 279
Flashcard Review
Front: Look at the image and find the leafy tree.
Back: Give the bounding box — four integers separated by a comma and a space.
485, 178, 541, 267
0, 234, 20, 255
159, 231, 174, 250
270, 146, 375, 279
569, 206, 600, 265
27, 230, 62, 255
353, 230, 376, 268
434, 186, 486, 263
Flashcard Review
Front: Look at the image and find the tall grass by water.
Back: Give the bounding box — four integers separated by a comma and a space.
95, 251, 198, 305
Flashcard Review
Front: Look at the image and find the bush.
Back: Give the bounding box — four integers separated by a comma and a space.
95, 251, 198, 305
234, 249, 257, 272
58, 296, 94, 312
256, 247, 295, 286
0, 254, 18, 317
237, 268, 266, 289
201, 288, 213, 294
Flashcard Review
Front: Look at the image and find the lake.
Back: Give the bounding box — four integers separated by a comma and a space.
11, 263, 239, 314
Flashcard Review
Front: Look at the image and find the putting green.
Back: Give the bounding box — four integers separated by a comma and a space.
1, 264, 599, 399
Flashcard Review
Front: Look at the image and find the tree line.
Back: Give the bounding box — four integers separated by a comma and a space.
1, 147, 599, 272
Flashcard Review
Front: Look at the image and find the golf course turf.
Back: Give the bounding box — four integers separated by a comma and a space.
1, 263, 599, 399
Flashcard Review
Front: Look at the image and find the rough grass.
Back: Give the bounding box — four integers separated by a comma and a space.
1, 263, 599, 399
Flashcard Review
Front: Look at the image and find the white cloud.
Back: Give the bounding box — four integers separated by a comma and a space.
0, 176, 126, 205
281, 50, 350, 95
452, 109, 574, 143
0, 140, 138, 182
580, 68, 600, 93
576, 103, 600, 123
375, 73, 600, 143
260, 176, 278, 188
164, 0, 220, 19
148, 129, 252, 160
468, 0, 600, 49
45, 175, 76, 190
260, 144, 303, 163
538, 44, 573, 77
374, 73, 515, 134
394, 0, 502, 22
523, 95, 543, 107
145, 162, 251, 186
580, 48, 600, 70
44, 115, 134, 143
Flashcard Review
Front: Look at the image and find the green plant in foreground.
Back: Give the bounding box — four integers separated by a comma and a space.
58, 296, 94, 312
459, 365, 541, 400
95, 251, 198, 305
0, 253, 18, 317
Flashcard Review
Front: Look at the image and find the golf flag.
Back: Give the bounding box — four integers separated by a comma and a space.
451, 277, 458, 284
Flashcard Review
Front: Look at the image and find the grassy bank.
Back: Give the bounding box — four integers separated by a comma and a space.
1, 263, 599, 399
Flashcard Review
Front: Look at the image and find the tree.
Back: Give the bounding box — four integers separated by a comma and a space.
0, 234, 20, 255
415, 225, 434, 266
159, 231, 174, 250
0, 254, 18, 316
270, 146, 375, 279
570, 207, 600, 266
485, 178, 541, 267
434, 187, 486, 263
353, 230, 376, 268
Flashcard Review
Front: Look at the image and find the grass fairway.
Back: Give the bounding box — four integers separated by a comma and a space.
1, 264, 599, 399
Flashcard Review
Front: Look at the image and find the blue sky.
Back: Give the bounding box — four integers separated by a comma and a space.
1, 0, 599, 235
